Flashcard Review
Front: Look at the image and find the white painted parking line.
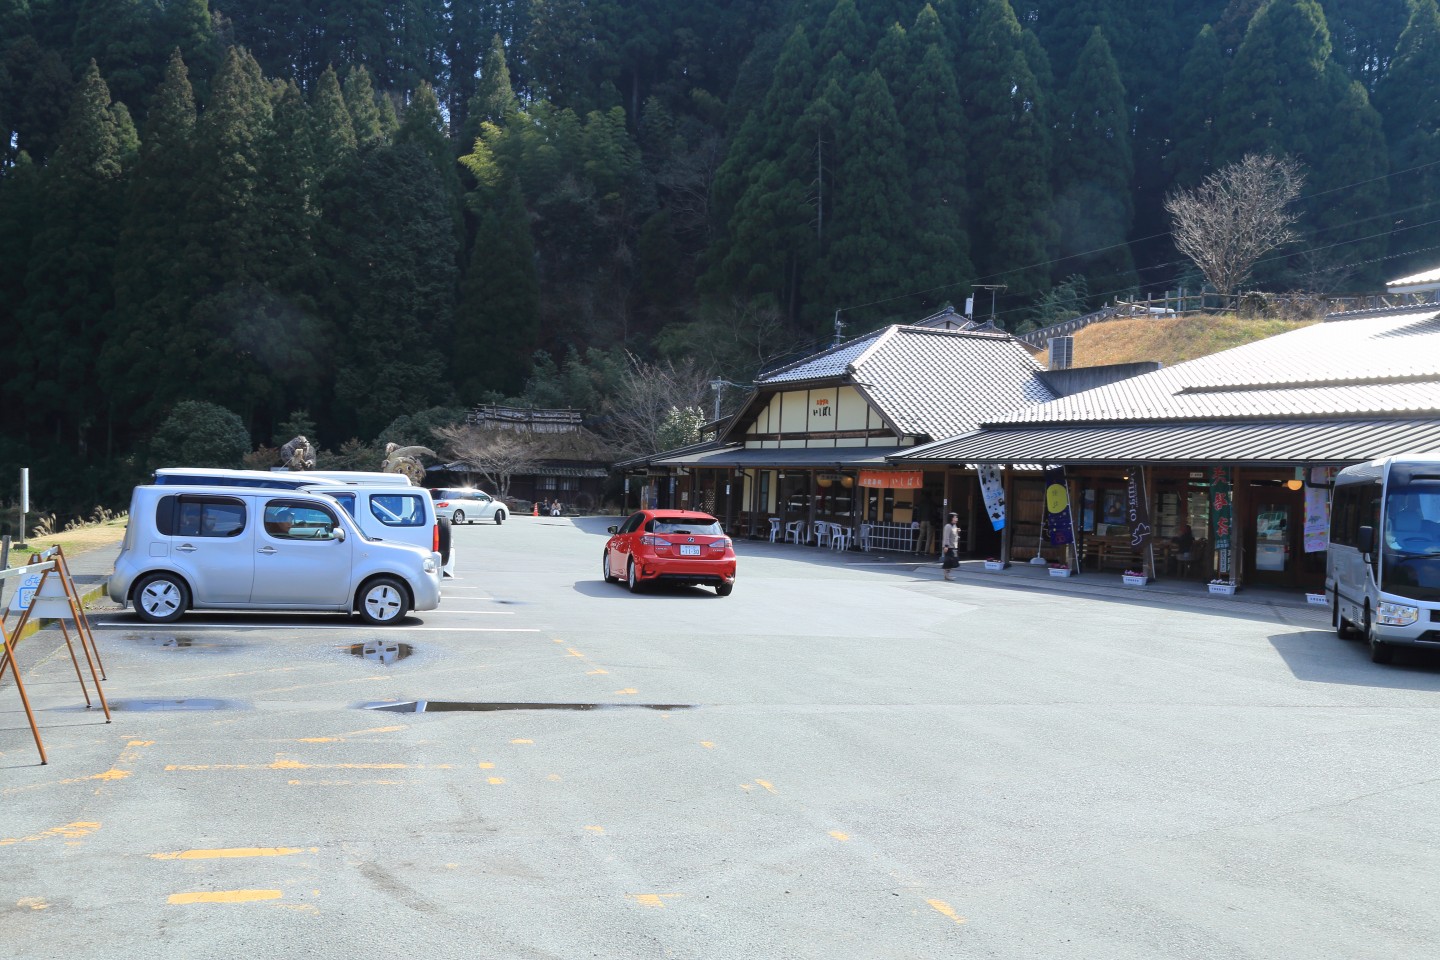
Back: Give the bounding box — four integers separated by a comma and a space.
426, 610, 515, 615
93, 623, 541, 633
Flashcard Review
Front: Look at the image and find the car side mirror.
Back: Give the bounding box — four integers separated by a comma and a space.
607, 525, 618, 534
1357, 524, 1374, 554
334, 526, 347, 542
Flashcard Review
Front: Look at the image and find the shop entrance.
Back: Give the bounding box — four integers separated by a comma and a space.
1243, 481, 1322, 588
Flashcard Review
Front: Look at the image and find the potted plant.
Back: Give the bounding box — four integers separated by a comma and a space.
1048, 562, 1073, 578
1122, 568, 1148, 586
983, 556, 1005, 571
1208, 577, 1237, 596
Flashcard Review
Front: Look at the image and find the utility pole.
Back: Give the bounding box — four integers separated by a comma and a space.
832, 309, 845, 347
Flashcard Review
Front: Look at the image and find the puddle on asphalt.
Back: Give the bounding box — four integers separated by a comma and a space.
346, 641, 414, 665
107, 698, 248, 711
360, 700, 694, 713
133, 636, 236, 651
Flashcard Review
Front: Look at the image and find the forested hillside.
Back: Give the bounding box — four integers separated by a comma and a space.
2, 0, 1437, 511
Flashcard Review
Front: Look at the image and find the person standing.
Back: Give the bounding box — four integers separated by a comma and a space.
941, 512, 961, 581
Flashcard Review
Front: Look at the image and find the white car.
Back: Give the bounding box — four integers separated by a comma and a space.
108, 485, 442, 625
430, 488, 508, 525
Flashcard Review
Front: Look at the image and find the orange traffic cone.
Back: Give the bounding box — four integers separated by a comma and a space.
532, 502, 539, 517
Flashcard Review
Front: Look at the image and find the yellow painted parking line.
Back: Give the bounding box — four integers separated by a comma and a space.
627, 894, 682, 909
614, 688, 638, 695
699, 741, 714, 749
342, 725, 407, 736
168, 890, 283, 905
586, 667, 609, 675
150, 847, 315, 861
487, 777, 505, 785
755, 779, 777, 794
1, 822, 101, 846
829, 831, 849, 842
61, 768, 131, 783
927, 899, 966, 925
510, 739, 533, 745
16, 897, 49, 910
584, 826, 605, 835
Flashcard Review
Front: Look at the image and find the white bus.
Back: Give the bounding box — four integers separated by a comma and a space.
1328, 454, 1440, 664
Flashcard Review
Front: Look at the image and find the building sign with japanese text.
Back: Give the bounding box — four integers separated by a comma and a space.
858, 469, 923, 489
1210, 467, 1233, 577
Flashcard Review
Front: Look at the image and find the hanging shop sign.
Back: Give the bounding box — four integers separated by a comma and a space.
1303, 467, 1337, 553
858, 469, 922, 489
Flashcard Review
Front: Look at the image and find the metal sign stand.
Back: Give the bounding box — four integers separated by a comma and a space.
0, 547, 112, 764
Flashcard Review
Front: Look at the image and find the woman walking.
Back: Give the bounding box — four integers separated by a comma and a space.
941, 513, 961, 581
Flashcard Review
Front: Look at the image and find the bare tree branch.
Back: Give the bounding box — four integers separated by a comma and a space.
433, 425, 545, 500
1165, 153, 1305, 301
601, 353, 714, 457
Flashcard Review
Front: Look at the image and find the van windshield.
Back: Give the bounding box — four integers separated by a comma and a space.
1382, 480, 1440, 601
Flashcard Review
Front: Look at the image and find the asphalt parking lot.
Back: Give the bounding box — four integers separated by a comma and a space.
5, 516, 1440, 959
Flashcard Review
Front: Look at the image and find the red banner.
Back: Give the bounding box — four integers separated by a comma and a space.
858, 470, 923, 489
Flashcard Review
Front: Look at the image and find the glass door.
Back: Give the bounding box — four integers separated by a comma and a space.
1248, 493, 1299, 586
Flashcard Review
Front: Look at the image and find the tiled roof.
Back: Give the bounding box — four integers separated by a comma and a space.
989, 307, 1440, 426
757, 324, 1055, 439
761, 331, 887, 383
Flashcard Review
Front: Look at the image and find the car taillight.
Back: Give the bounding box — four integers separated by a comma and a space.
436, 501, 450, 508
710, 538, 731, 551
640, 535, 670, 550
433, 524, 440, 552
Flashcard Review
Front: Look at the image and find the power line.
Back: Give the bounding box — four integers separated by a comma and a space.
834, 157, 1440, 317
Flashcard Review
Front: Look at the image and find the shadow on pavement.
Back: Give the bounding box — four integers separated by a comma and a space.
1269, 628, 1440, 687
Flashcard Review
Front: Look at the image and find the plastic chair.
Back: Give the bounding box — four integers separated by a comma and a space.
768, 517, 781, 543
784, 520, 804, 544
813, 521, 831, 547
831, 524, 853, 551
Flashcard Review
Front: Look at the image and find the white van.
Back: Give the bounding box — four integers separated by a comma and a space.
108, 485, 442, 625
152, 467, 449, 568
1328, 454, 1440, 663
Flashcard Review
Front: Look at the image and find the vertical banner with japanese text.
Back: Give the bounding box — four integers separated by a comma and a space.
1210, 467, 1233, 578
1126, 466, 1152, 549
978, 465, 1006, 531
1043, 466, 1074, 545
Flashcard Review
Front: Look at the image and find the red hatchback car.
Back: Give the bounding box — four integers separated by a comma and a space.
603, 509, 737, 596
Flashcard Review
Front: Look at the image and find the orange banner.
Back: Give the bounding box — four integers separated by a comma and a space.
858, 469, 923, 489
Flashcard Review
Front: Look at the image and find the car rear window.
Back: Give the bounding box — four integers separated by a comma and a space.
648, 516, 723, 536
156, 495, 247, 537
371, 493, 426, 526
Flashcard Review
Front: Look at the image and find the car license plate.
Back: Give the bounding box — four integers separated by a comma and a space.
679, 544, 701, 556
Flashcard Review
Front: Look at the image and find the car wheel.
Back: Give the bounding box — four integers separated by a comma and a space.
358, 576, 410, 625
1364, 604, 1394, 663
452, 509, 465, 524
436, 517, 452, 564
603, 550, 619, 583
627, 558, 643, 593
1334, 592, 1357, 640
495, 510, 505, 525
716, 582, 733, 597
134, 572, 189, 624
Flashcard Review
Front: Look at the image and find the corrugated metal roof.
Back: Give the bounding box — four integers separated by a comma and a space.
989, 308, 1440, 426
896, 419, 1440, 466
1388, 265, 1440, 290
652, 444, 908, 468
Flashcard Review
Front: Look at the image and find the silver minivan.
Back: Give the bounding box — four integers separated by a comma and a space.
108, 485, 442, 625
